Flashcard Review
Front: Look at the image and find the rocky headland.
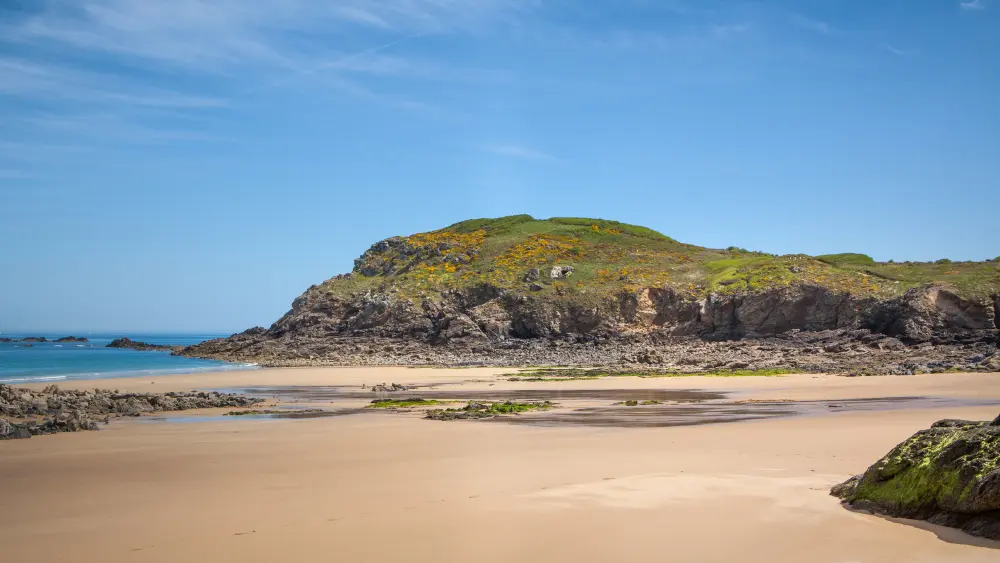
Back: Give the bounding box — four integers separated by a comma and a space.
0, 384, 263, 439
180, 216, 1000, 373
832, 415, 1000, 540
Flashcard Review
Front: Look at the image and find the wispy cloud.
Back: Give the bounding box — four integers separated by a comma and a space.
0, 0, 530, 152
960, 0, 986, 10
710, 23, 752, 39
0, 58, 227, 109
485, 144, 559, 161
885, 44, 906, 56
0, 169, 35, 181
786, 14, 831, 35
2, 0, 533, 71
18, 112, 234, 145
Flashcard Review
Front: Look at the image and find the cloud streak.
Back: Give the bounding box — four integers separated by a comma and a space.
884, 44, 905, 56
485, 144, 559, 161
0, 169, 35, 181
0, 0, 530, 150
0, 58, 227, 109
3, 0, 534, 71
960, 0, 986, 10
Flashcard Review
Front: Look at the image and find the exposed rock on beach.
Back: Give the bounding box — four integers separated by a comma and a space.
832, 414, 1000, 540
0, 384, 263, 439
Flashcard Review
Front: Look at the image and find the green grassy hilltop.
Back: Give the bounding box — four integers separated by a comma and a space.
323, 215, 1000, 303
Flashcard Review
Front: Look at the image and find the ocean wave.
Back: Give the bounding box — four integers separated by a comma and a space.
0, 362, 259, 384
1, 375, 69, 383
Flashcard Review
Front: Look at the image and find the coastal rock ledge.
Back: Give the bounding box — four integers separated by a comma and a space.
831, 414, 1000, 540
0, 384, 263, 439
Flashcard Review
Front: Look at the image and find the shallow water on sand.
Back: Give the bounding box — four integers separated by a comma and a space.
215, 386, 1000, 429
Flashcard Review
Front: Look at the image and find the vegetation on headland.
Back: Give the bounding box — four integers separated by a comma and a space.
325, 215, 1000, 304
506, 367, 799, 381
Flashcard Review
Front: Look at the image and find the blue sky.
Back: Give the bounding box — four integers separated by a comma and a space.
1, 0, 997, 332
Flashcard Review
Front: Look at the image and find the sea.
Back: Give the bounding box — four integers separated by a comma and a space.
0, 333, 258, 384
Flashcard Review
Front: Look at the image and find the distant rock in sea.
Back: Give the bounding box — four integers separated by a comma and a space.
19, 337, 47, 343
106, 337, 180, 353
0, 338, 12, 343
54, 336, 89, 343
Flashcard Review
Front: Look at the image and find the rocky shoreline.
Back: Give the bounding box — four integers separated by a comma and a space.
0, 384, 263, 440
182, 327, 999, 375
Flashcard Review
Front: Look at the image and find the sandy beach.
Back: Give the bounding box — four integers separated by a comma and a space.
3, 368, 1000, 562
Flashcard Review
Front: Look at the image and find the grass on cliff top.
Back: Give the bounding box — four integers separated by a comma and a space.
506, 367, 798, 381
323, 215, 1000, 301
446, 215, 676, 242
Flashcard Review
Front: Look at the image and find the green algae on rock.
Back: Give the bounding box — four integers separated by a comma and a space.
367, 398, 443, 409
425, 401, 554, 421
831, 414, 1000, 540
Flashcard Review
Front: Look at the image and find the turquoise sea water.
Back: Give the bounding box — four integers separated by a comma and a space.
0, 333, 257, 384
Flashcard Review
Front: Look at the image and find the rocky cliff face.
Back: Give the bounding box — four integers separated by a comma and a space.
181, 216, 1000, 369
183, 280, 998, 370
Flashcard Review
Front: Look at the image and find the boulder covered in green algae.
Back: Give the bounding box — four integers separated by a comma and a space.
832, 414, 1000, 539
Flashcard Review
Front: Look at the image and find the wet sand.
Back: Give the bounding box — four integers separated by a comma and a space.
4, 368, 1000, 562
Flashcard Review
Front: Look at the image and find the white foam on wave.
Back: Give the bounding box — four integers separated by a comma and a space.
2, 375, 69, 383
1, 357, 260, 384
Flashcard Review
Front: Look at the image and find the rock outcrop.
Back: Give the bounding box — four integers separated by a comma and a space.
832, 416, 1000, 540
0, 384, 263, 439
55, 336, 89, 343
863, 286, 998, 344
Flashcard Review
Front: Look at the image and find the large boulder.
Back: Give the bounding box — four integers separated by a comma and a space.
0, 418, 32, 440
832, 415, 1000, 540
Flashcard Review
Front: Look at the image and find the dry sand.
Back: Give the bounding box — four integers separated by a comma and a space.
4, 368, 1000, 562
